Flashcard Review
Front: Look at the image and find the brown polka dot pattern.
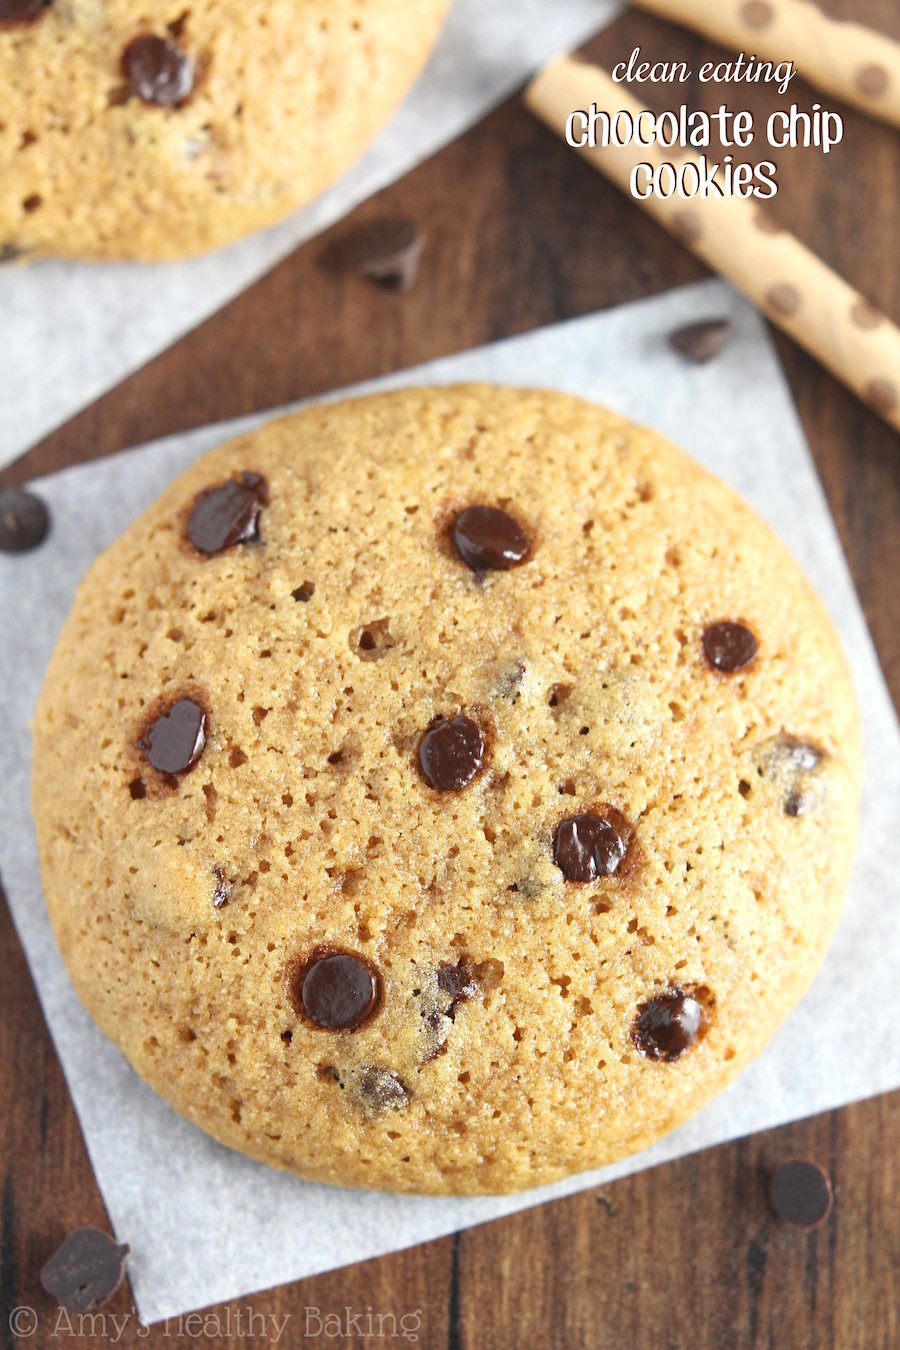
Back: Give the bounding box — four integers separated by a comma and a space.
766, 284, 801, 319
741, 0, 773, 29
864, 379, 898, 416
670, 210, 703, 247
32, 386, 862, 1195
856, 64, 889, 98
850, 300, 883, 331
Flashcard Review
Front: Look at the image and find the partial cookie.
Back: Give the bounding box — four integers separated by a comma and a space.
32, 385, 861, 1194
0, 0, 448, 260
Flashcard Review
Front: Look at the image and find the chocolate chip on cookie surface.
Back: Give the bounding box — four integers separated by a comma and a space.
33, 385, 861, 1195
122, 34, 194, 108
187, 473, 268, 555
139, 697, 207, 775
452, 505, 530, 572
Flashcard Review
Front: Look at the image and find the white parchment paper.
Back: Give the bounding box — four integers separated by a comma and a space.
1, 279, 898, 1324
0, 0, 621, 468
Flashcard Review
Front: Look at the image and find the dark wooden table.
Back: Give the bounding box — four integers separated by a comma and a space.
2, 4, 898, 1346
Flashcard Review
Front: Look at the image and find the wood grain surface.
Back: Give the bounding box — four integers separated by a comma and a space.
2, 3, 898, 1346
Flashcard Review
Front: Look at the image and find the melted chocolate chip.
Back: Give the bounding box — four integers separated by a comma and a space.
784, 789, 811, 818
187, 472, 268, 555
754, 734, 826, 817
354, 1065, 410, 1111
552, 808, 632, 882
769, 1159, 833, 1228
491, 659, 527, 704
702, 620, 758, 673
212, 866, 230, 909
452, 506, 530, 572
122, 34, 194, 107
437, 960, 478, 1016
139, 697, 206, 774
0, 0, 50, 24
40, 1229, 130, 1313
418, 715, 484, 791
632, 988, 704, 1061
293, 950, 380, 1031
0, 487, 50, 552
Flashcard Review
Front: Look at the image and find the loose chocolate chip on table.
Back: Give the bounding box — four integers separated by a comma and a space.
139, 697, 207, 774
122, 34, 194, 107
769, 1159, 833, 1228
0, 487, 50, 553
294, 951, 380, 1030
668, 317, 732, 364
552, 809, 632, 882
632, 988, 704, 1061
338, 217, 425, 292
702, 620, 758, 673
418, 715, 484, 791
187, 472, 268, 555
452, 506, 530, 572
0, 0, 50, 23
40, 1229, 130, 1312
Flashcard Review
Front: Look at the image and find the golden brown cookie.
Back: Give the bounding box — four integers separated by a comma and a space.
32, 385, 861, 1194
0, 0, 448, 261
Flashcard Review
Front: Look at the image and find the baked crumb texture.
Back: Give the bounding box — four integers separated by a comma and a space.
33, 386, 861, 1194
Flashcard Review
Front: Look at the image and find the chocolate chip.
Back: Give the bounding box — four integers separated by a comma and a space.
187, 472, 268, 555
769, 1159, 833, 1228
0, 487, 50, 553
553, 809, 632, 882
784, 789, 811, 818
491, 659, 527, 704
122, 34, 194, 107
338, 217, 425, 292
438, 959, 478, 1016
139, 697, 207, 774
754, 735, 825, 816
452, 506, 530, 573
418, 715, 484, 791
40, 1229, 130, 1313
291, 950, 380, 1030
354, 1065, 410, 1111
668, 317, 732, 364
212, 866, 230, 909
0, 0, 50, 23
702, 620, 758, 673
632, 988, 704, 1061
416, 961, 478, 1062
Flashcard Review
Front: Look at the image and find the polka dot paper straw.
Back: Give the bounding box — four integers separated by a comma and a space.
630, 0, 900, 129
524, 56, 900, 432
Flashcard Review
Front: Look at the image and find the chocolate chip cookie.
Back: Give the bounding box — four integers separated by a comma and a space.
32, 385, 861, 1194
0, 0, 448, 261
